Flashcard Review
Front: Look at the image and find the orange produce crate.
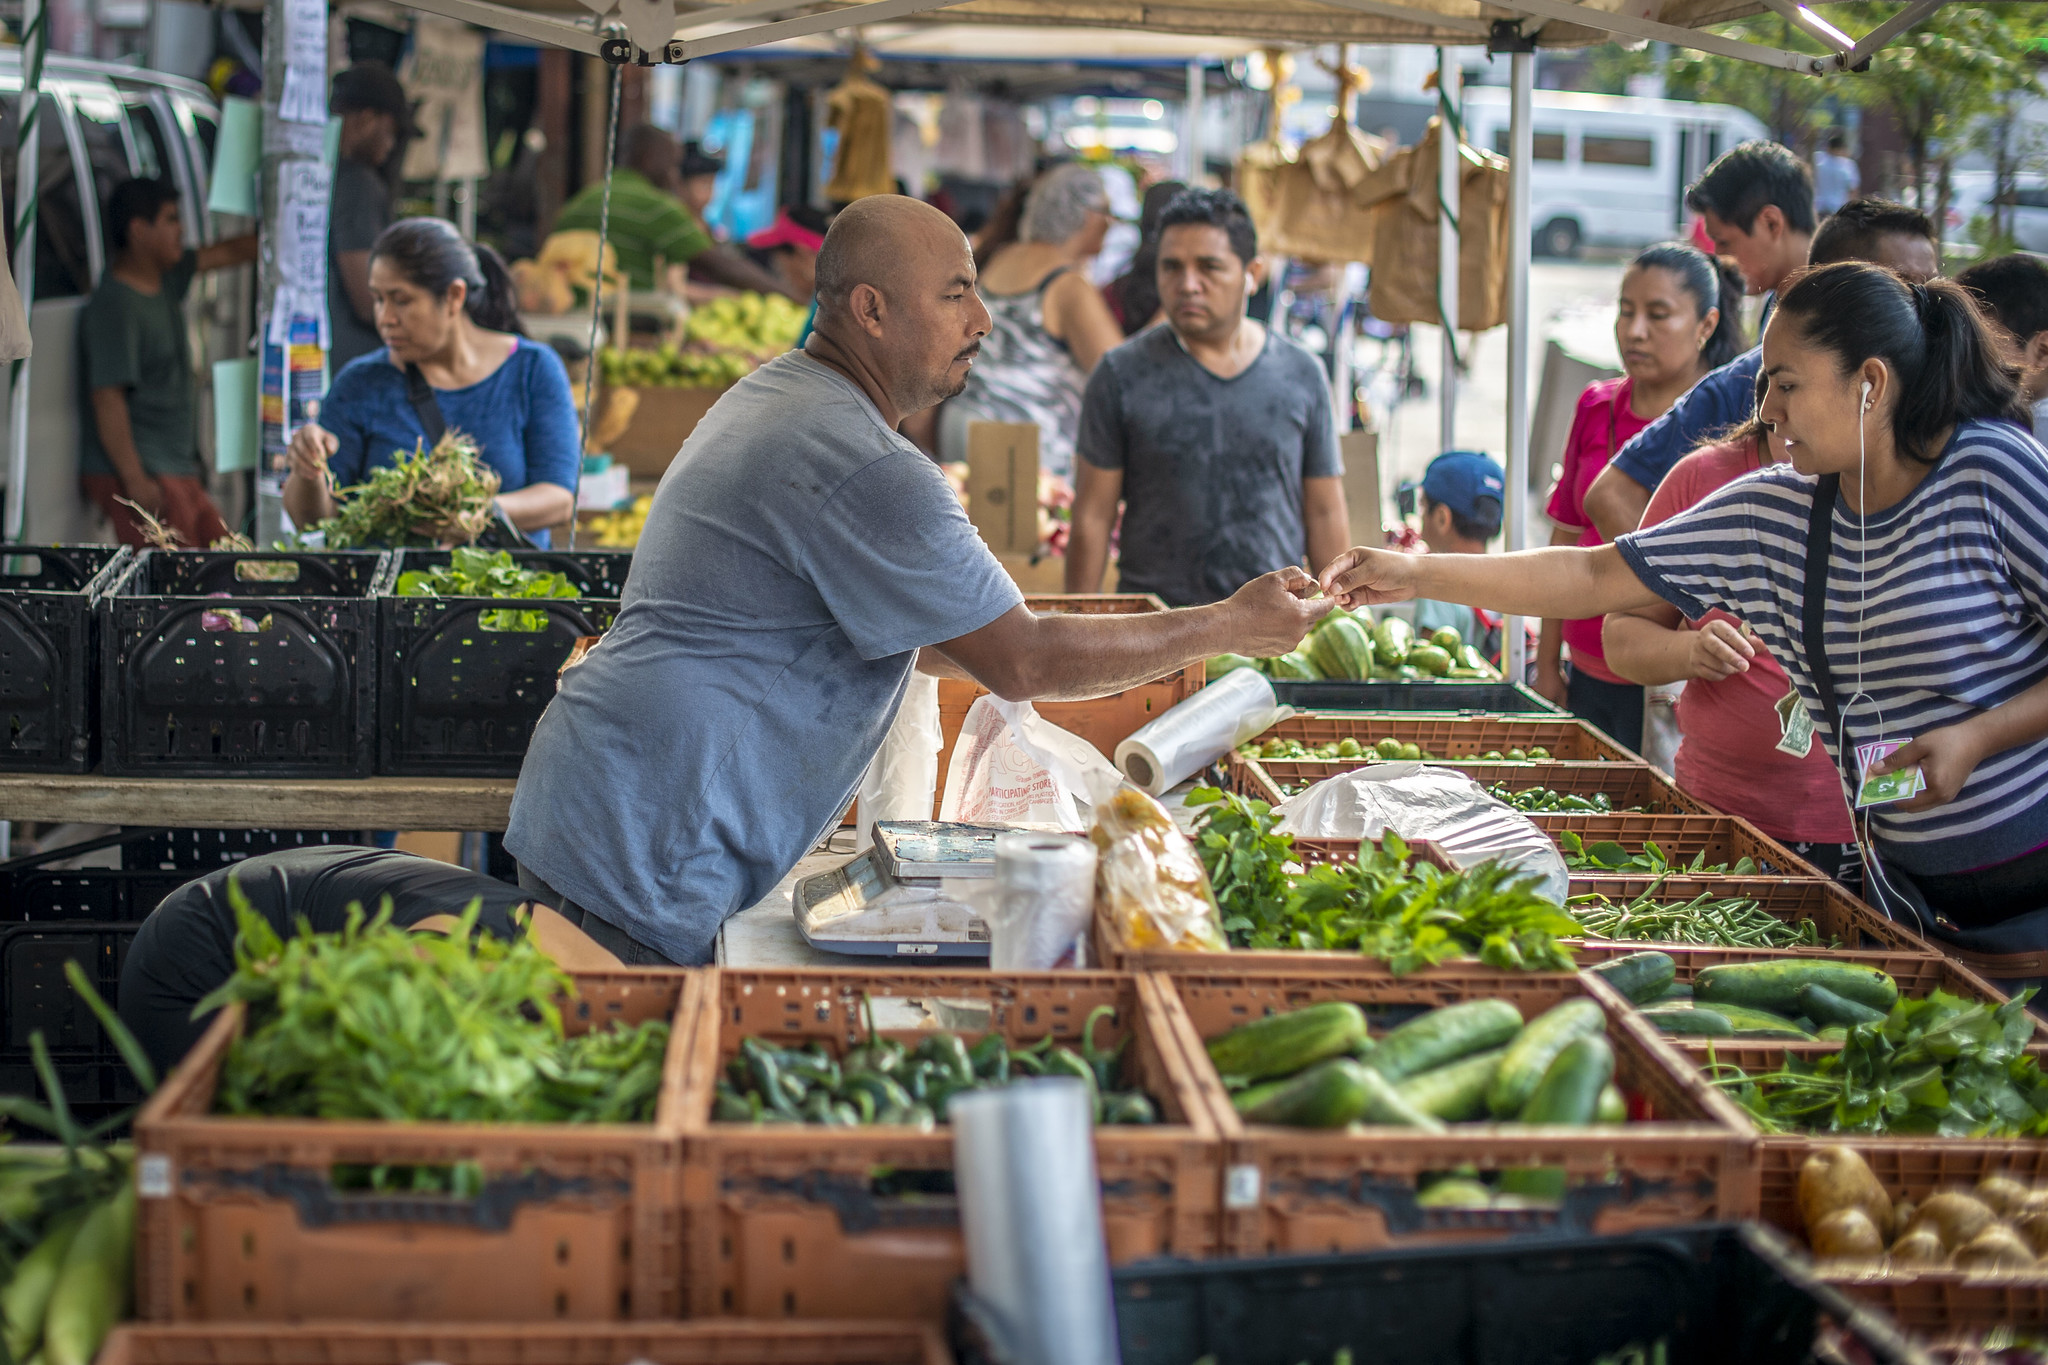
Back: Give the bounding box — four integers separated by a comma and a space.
1166, 966, 1758, 1256
1245, 712, 1643, 764
134, 971, 697, 1323
1563, 875, 1932, 956
1239, 757, 1714, 813
101, 1321, 952, 1365
932, 594, 1197, 818
1531, 811, 1819, 878
674, 968, 1223, 1322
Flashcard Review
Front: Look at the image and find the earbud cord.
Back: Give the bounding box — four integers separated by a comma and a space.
1840, 380, 1909, 917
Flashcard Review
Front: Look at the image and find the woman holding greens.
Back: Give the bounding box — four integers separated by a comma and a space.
1321, 262, 2048, 939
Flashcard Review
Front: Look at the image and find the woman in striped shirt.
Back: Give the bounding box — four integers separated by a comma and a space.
1320, 261, 2048, 932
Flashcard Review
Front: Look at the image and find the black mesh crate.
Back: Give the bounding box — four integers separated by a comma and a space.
1270, 679, 1564, 714
374, 549, 631, 777
0, 544, 129, 772
99, 550, 386, 778
0, 922, 146, 1126
119, 827, 365, 870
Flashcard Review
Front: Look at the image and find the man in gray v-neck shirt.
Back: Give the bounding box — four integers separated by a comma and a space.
1067, 188, 1349, 607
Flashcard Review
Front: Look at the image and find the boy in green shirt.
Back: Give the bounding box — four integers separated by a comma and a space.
78, 178, 255, 546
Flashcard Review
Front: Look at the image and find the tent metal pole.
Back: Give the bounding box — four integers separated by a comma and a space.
1436, 47, 1459, 454
4, 0, 42, 544
1502, 33, 1534, 682
1183, 58, 1204, 182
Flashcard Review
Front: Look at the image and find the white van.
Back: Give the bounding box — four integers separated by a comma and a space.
1461, 88, 1769, 257
0, 53, 238, 543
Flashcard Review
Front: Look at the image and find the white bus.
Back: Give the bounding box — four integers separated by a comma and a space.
1461, 88, 1770, 257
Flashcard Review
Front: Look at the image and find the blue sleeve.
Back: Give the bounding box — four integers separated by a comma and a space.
805, 449, 1024, 660
319, 359, 385, 486
519, 344, 582, 490
1611, 349, 1761, 491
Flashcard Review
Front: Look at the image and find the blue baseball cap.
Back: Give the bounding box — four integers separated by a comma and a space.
1421, 450, 1506, 522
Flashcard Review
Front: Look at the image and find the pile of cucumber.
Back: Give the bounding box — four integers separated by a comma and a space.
1588, 951, 1899, 1041
1208, 996, 1627, 1151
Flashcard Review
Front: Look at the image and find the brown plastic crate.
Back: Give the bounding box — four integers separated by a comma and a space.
134, 970, 697, 1323
1531, 812, 1820, 878
1248, 713, 1643, 763
674, 968, 1222, 1322
933, 594, 1195, 818
1240, 757, 1716, 813
1165, 966, 1760, 1256
1564, 875, 1932, 955
100, 1322, 952, 1365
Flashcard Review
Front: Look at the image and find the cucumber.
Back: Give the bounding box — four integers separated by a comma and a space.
1241, 1058, 1372, 1128
1585, 951, 1676, 1005
1693, 960, 1898, 1017
1416, 1176, 1493, 1209
1207, 1002, 1369, 1083
1798, 982, 1888, 1028
1364, 999, 1523, 1082
1690, 1001, 1814, 1039
1395, 1047, 1506, 1122
1597, 1083, 1627, 1124
1817, 1025, 1849, 1041
1487, 998, 1605, 1118
1502, 1036, 1614, 1200
1355, 1065, 1447, 1131
1639, 1006, 1734, 1037
1655, 984, 1694, 1002
42, 1186, 134, 1365
1229, 1077, 1294, 1115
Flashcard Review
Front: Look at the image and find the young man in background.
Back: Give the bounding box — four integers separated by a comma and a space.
79, 179, 256, 547
1065, 188, 1349, 605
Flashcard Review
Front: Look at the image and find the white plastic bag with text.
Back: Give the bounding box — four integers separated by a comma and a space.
938, 695, 1121, 832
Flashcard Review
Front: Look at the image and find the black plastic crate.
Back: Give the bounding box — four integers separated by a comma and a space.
99, 550, 386, 778
374, 549, 631, 776
2, 920, 137, 1055
1270, 679, 1564, 714
952, 1225, 1924, 1365
119, 827, 365, 870
0, 869, 189, 924
0, 545, 129, 772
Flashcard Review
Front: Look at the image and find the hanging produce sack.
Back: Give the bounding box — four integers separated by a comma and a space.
1366, 116, 1512, 332
1262, 120, 1397, 265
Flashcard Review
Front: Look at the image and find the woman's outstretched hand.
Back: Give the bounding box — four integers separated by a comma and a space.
1318, 547, 1421, 610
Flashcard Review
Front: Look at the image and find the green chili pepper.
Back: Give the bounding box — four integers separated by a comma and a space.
1009, 1049, 1046, 1076
1100, 1092, 1158, 1125
968, 1032, 1009, 1080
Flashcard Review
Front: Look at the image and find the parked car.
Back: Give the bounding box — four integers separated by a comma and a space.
1462, 88, 1769, 257
0, 53, 242, 543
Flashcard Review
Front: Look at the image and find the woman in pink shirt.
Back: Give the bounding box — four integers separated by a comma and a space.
1602, 402, 1860, 888
1536, 244, 1745, 752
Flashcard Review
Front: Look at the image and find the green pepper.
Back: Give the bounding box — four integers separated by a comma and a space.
801, 1090, 835, 1124
1558, 795, 1598, 812
844, 1071, 912, 1117
1079, 1005, 1118, 1087
713, 1083, 756, 1123
743, 1039, 804, 1119
968, 1033, 1010, 1081
1044, 1046, 1101, 1118
782, 1050, 841, 1091
1009, 1049, 1046, 1076
1100, 1092, 1158, 1125
921, 1033, 977, 1085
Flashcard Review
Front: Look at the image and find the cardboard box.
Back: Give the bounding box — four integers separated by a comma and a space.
965, 421, 1040, 553
601, 385, 728, 478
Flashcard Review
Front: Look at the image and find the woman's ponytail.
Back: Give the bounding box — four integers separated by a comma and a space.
1776, 263, 2027, 465
468, 243, 527, 337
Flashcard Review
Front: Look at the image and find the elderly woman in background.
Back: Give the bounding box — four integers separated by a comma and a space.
939, 163, 1126, 480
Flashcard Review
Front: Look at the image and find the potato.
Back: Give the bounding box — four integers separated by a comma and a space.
1799, 1146, 1892, 1240
1891, 1198, 1915, 1233
1810, 1206, 1886, 1260
1888, 1227, 1948, 1265
1976, 1175, 2032, 1216
2014, 1208, 2048, 1256
1910, 1192, 2000, 1249
1953, 1225, 2038, 1271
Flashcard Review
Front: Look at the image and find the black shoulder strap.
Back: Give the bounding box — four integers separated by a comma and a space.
403, 363, 447, 445
1801, 472, 1846, 776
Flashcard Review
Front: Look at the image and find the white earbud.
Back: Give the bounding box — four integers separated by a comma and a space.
1861, 380, 1873, 411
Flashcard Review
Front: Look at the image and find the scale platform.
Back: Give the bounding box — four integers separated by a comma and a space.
793, 847, 991, 959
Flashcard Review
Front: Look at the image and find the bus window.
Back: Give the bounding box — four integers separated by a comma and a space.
1584, 135, 1655, 169
1491, 128, 1565, 162
0, 100, 93, 300
124, 95, 173, 182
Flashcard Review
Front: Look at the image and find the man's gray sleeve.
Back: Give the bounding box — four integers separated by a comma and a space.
1303, 365, 1343, 478
1074, 353, 1127, 471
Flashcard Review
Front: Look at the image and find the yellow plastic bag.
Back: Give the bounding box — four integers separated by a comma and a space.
1089, 785, 1226, 953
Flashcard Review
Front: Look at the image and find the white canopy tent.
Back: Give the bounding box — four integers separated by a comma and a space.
170, 0, 1965, 674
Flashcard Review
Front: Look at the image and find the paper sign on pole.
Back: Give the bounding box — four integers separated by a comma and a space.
276, 0, 328, 125
401, 18, 489, 183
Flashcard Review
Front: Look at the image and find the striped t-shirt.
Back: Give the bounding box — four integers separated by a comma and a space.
1615, 419, 2048, 876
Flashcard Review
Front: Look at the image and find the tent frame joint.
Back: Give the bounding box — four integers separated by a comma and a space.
1486, 18, 1537, 54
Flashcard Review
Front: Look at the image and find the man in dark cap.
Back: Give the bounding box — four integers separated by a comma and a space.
678, 140, 725, 223
328, 63, 415, 370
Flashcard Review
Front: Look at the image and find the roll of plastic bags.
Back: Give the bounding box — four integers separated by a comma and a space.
1276, 762, 1569, 902
1114, 666, 1289, 796
987, 830, 1097, 969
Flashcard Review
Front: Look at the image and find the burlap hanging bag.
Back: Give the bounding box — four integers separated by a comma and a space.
1262, 120, 1395, 265
1366, 117, 1511, 332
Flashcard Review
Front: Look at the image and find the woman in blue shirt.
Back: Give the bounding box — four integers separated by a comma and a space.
285, 218, 579, 542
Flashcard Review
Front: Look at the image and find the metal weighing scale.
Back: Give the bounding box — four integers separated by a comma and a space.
792, 822, 1020, 959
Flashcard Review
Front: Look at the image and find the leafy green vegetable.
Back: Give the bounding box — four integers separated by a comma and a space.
1187, 787, 1580, 974
396, 546, 580, 631
200, 881, 666, 1126
316, 432, 501, 550
1706, 988, 2048, 1137
1556, 830, 1756, 876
